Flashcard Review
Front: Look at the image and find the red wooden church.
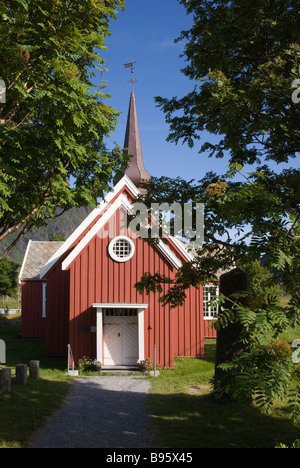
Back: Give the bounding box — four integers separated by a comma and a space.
19, 91, 217, 369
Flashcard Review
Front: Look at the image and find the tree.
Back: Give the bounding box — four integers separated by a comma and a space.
135, 168, 299, 306
242, 260, 280, 309
0, 0, 127, 259
135, 0, 300, 418
0, 258, 18, 297
156, 0, 300, 166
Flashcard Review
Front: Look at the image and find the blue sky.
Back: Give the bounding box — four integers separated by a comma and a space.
98, 0, 298, 182
99, 0, 232, 181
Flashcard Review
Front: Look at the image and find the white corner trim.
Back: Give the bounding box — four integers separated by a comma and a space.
96, 308, 103, 363
18, 240, 32, 283
40, 176, 140, 278
138, 309, 145, 361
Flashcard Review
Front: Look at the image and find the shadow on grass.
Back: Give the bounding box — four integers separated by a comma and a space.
146, 391, 300, 448
0, 377, 73, 448
0, 325, 73, 448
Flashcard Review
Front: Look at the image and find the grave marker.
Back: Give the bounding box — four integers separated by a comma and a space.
0, 339, 6, 364
16, 364, 27, 385
29, 360, 40, 379
0, 368, 11, 393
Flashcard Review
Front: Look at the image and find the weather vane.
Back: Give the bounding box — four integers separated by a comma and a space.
124, 61, 137, 92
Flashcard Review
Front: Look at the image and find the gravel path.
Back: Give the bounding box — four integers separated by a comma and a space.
31, 376, 151, 448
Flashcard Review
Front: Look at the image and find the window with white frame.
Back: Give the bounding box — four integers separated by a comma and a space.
42, 282, 47, 318
203, 285, 219, 319
108, 236, 135, 262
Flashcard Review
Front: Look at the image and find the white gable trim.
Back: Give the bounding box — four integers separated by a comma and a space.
61, 193, 183, 271
169, 236, 194, 263
39, 208, 101, 279
18, 240, 32, 283
157, 240, 182, 269
39, 176, 140, 279
62, 194, 131, 270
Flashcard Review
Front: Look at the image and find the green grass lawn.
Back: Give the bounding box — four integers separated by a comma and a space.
146, 340, 300, 448
0, 321, 74, 448
1, 318, 299, 448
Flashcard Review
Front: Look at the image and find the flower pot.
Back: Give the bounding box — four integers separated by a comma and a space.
93, 364, 102, 372
139, 365, 147, 372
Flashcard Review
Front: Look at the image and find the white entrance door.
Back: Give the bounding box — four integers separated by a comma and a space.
94, 303, 147, 366
103, 311, 138, 366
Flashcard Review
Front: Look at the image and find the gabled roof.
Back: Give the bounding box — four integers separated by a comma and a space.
19, 240, 64, 281
20, 175, 193, 280
39, 175, 193, 277
61, 192, 186, 271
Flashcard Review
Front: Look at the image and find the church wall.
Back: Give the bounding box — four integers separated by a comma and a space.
67, 207, 204, 368
21, 281, 45, 338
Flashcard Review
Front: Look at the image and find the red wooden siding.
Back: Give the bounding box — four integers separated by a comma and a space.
45, 261, 70, 357
204, 320, 217, 338
21, 281, 45, 338
66, 207, 204, 368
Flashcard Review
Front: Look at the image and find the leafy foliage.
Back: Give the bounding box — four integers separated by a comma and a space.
135, 0, 300, 419
212, 287, 300, 420
135, 167, 299, 309
0, 0, 127, 258
216, 347, 297, 415
156, 0, 300, 166
241, 260, 280, 309
0, 258, 18, 296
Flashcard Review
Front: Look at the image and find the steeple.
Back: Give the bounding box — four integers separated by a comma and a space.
115, 89, 151, 194
122, 91, 151, 193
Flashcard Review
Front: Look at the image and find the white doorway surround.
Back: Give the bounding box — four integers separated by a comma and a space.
93, 303, 148, 367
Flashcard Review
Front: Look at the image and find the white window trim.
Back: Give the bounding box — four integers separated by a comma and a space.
108, 236, 135, 263
42, 282, 47, 318
203, 284, 219, 320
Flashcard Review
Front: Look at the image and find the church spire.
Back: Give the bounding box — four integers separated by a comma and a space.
114, 63, 151, 193
122, 90, 151, 193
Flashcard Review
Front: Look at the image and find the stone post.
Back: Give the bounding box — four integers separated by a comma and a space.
0, 368, 11, 393
16, 364, 27, 385
29, 360, 40, 380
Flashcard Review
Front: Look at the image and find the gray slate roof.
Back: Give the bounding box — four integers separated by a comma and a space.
20, 241, 64, 280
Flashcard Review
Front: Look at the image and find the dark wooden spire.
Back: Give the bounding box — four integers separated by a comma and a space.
116, 91, 151, 193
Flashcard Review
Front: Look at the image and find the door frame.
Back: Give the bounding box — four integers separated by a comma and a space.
93, 303, 148, 366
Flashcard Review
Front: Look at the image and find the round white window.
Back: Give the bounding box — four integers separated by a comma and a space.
108, 236, 135, 262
